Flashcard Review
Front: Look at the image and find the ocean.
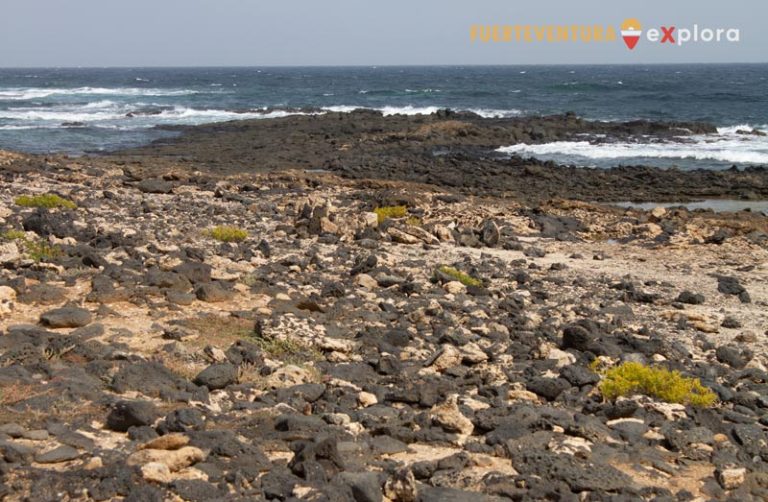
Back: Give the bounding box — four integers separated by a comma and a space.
1, 65, 767, 169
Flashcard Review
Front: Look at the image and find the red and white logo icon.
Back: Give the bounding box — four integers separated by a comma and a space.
621, 18, 642, 50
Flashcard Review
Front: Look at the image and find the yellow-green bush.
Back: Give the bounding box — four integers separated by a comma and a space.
1, 230, 26, 241
598, 362, 716, 407
206, 226, 248, 243
374, 205, 407, 224
15, 194, 76, 209
25, 239, 63, 262
436, 265, 482, 287
405, 216, 423, 227
1, 230, 62, 262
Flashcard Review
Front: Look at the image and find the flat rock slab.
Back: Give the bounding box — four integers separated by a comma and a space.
40, 307, 92, 328
35, 445, 80, 464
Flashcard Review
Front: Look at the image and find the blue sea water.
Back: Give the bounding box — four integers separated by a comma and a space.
0, 65, 767, 168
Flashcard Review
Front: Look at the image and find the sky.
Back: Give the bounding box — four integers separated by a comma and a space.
0, 0, 764, 67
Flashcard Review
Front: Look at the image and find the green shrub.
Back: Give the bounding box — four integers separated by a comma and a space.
405, 216, 423, 227
1, 230, 62, 262
598, 362, 717, 407
436, 265, 482, 287
207, 226, 248, 242
26, 239, 63, 262
1, 230, 26, 241
374, 205, 408, 224
249, 334, 322, 364
15, 194, 76, 209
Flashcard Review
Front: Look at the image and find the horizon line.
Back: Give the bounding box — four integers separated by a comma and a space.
1, 62, 767, 70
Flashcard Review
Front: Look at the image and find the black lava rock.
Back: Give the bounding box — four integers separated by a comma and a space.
106, 400, 159, 432
676, 291, 705, 305
527, 377, 571, 401
193, 363, 237, 390
40, 307, 92, 328
138, 178, 174, 194
158, 408, 206, 434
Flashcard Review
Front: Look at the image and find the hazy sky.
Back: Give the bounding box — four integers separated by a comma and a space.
0, 0, 764, 66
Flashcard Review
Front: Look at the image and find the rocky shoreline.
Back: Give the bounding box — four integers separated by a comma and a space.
108, 111, 768, 203
0, 113, 767, 501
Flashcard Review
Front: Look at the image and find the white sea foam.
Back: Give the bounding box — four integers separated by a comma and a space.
0, 104, 319, 128
0, 108, 127, 121
716, 124, 768, 135
321, 105, 362, 114
497, 125, 768, 165
469, 108, 522, 118
0, 86, 204, 100
154, 107, 311, 121
379, 106, 441, 116
321, 105, 521, 118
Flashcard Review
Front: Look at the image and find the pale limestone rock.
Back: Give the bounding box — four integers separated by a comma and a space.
265, 365, 314, 389
430, 395, 474, 436
139, 433, 190, 451
354, 273, 378, 289
428, 344, 462, 372
431, 224, 454, 243
141, 462, 173, 483
443, 281, 465, 295
362, 212, 379, 228
315, 336, 357, 353
460, 396, 490, 411
717, 467, 746, 490
292, 486, 316, 498
546, 347, 577, 368
388, 227, 420, 245
0, 242, 20, 264
644, 401, 687, 421
317, 217, 338, 235
204, 346, 228, 363
127, 446, 205, 472
0, 286, 16, 317
402, 226, 440, 245
548, 436, 592, 457
384, 467, 418, 502
358, 391, 378, 408
460, 342, 488, 365
507, 389, 539, 402
83, 456, 103, 470
635, 223, 663, 238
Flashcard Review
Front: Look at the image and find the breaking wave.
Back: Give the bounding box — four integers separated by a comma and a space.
497, 125, 768, 167
0, 86, 207, 101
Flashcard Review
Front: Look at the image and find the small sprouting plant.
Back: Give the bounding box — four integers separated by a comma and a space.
206, 226, 248, 243
249, 334, 322, 365
374, 205, 408, 224
1, 230, 63, 262
15, 194, 76, 209
1, 230, 27, 241
236, 362, 262, 385
26, 239, 64, 262
597, 362, 717, 407
406, 216, 423, 227
436, 265, 483, 287
588, 357, 605, 373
